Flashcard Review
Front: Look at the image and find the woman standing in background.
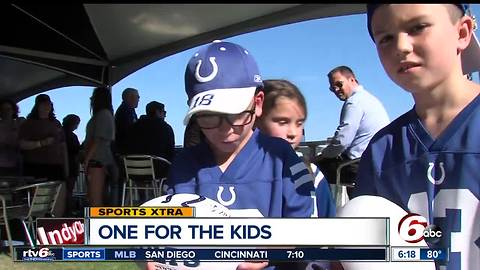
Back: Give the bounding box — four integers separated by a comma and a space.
83, 87, 118, 207
18, 94, 67, 216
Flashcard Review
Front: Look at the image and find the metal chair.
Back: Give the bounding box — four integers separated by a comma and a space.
0, 194, 25, 255
12, 181, 62, 248
0, 181, 61, 254
121, 155, 171, 206
333, 158, 360, 208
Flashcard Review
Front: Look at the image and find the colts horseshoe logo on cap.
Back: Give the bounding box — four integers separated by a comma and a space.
195, 57, 218, 83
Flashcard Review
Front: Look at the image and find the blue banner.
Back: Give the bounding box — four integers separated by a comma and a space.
15, 247, 387, 262
419, 248, 448, 261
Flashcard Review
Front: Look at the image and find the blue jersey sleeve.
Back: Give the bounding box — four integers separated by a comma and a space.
282, 149, 315, 217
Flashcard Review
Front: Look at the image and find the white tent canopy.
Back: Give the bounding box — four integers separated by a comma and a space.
0, 4, 365, 101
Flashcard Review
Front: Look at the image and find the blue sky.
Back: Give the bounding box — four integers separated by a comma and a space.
18, 5, 480, 145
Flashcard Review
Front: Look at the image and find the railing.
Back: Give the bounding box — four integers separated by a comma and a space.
297, 139, 332, 161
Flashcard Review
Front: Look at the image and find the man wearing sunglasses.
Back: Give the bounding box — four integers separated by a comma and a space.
314, 65, 389, 198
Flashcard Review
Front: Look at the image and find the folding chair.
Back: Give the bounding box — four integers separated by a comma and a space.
0, 181, 61, 254
0, 194, 25, 255
333, 158, 360, 208
121, 155, 171, 206
10, 181, 62, 249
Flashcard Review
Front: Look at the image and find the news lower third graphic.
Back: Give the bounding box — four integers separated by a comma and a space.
10, 208, 450, 264
391, 247, 448, 262
19, 247, 56, 261
88, 207, 194, 217
36, 218, 85, 245
85, 213, 388, 246
15, 247, 387, 262
397, 213, 443, 245
394, 212, 448, 263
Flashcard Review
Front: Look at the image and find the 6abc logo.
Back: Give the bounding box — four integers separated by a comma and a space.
398, 213, 442, 244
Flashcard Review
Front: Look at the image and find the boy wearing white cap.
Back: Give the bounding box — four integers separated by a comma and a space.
169, 40, 315, 218
160, 41, 316, 269
352, 4, 480, 270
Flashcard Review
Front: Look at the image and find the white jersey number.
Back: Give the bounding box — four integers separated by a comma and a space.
408, 189, 480, 270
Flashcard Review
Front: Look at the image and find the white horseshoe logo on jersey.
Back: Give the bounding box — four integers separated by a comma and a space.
217, 186, 236, 206
195, 57, 218, 83
427, 162, 445, 185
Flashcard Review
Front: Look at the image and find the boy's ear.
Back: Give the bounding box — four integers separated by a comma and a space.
457, 15, 475, 52
254, 91, 264, 117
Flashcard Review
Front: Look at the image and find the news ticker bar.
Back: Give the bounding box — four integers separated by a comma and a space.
15, 247, 387, 262
16, 246, 449, 262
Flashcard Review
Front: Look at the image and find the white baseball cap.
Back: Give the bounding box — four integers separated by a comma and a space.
183, 41, 263, 125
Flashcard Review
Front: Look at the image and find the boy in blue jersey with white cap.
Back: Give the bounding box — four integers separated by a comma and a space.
164, 40, 316, 270
352, 4, 480, 270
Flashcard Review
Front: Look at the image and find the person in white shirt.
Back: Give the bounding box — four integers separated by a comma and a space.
314, 65, 390, 197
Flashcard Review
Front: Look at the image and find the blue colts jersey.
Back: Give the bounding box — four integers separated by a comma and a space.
353, 95, 480, 270
167, 129, 315, 218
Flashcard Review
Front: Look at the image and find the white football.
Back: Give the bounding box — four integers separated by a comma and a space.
142, 193, 239, 270
336, 195, 435, 270
142, 193, 231, 218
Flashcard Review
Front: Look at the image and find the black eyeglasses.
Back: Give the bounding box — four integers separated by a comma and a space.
195, 107, 256, 129
329, 81, 344, 92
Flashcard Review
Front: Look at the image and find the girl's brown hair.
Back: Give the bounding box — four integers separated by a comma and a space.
261, 79, 307, 119
259, 79, 313, 173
